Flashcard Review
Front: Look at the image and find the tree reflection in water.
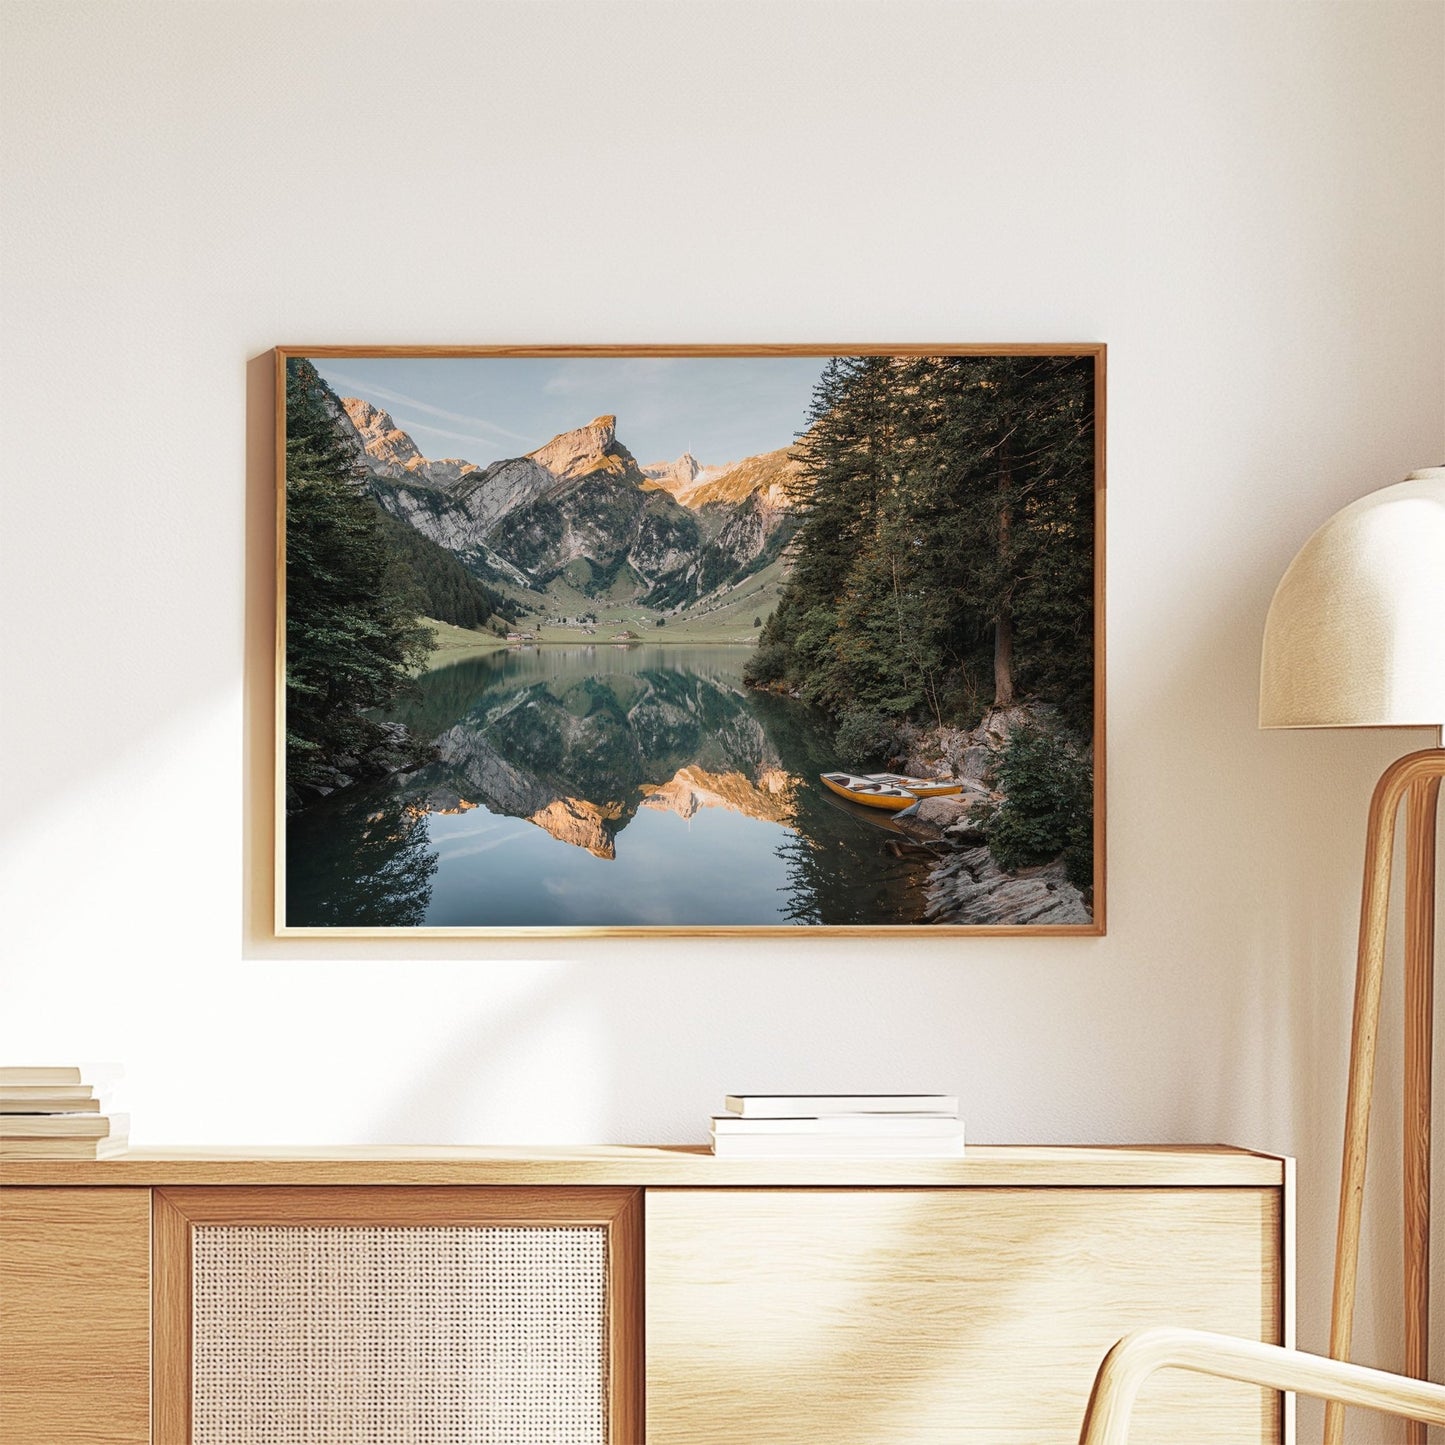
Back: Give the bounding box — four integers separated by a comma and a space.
285, 645, 933, 928
287, 789, 438, 928
747, 689, 932, 925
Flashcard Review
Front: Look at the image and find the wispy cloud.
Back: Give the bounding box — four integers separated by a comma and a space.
322, 371, 536, 445
542, 357, 680, 396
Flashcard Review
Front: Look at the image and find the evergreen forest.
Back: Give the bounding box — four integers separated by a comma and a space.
746, 354, 1096, 741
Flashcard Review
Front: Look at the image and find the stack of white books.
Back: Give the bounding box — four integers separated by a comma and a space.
711, 1094, 964, 1158
0, 1065, 127, 1159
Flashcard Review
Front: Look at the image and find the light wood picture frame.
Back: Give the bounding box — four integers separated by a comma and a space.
274, 345, 1105, 937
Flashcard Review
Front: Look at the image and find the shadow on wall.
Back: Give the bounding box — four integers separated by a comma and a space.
365, 970, 1276, 1439
1070, 485, 1434, 1430
1094, 327, 1445, 1445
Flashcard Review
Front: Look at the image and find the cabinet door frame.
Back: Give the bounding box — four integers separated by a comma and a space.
153, 1185, 643, 1445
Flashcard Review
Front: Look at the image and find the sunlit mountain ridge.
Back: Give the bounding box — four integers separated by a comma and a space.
318, 378, 797, 610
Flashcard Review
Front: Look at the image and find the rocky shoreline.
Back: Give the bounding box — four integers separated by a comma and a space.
889, 706, 1093, 927
923, 844, 1090, 925
286, 722, 436, 813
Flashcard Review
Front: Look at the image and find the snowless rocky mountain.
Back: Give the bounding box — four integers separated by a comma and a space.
323, 381, 798, 608
341, 397, 482, 491
640, 452, 704, 496
642, 447, 795, 512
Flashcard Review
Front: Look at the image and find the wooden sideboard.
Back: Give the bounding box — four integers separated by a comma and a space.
0, 1145, 1292, 1444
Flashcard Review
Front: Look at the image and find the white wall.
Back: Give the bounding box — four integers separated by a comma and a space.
2, 0, 1441, 1435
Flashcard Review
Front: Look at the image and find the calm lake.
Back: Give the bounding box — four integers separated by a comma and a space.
286, 644, 933, 928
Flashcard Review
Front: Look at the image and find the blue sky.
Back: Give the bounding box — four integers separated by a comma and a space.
310, 355, 831, 469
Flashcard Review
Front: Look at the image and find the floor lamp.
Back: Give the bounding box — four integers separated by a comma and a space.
1260, 467, 1445, 1445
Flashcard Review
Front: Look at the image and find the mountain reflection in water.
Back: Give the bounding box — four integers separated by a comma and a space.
286, 645, 932, 928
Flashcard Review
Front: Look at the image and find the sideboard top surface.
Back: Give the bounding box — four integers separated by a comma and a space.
0, 1143, 1286, 1188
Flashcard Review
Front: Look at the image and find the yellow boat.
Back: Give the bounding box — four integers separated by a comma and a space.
819, 772, 919, 811
866, 772, 965, 798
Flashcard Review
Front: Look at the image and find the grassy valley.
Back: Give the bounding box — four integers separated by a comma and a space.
421, 555, 788, 667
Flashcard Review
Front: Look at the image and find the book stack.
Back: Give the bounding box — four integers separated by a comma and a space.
0, 1066, 128, 1159
712, 1094, 964, 1158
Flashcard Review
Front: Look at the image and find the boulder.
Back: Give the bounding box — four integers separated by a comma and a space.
959, 745, 995, 781
360, 722, 435, 776
944, 815, 990, 845
900, 724, 969, 778
911, 794, 989, 829
922, 845, 1091, 927
974, 704, 1039, 747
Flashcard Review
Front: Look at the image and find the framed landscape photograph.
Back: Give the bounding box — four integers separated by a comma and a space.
275, 345, 1104, 936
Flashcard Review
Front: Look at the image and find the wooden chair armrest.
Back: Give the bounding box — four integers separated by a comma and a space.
1077, 1327, 1445, 1445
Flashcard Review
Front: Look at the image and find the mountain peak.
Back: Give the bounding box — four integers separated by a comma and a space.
640, 445, 799, 510
337, 394, 481, 489
641, 451, 704, 497
341, 395, 423, 470
528, 415, 624, 481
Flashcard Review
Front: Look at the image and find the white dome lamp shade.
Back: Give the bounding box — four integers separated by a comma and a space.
1260, 470, 1445, 731
1260, 467, 1445, 1445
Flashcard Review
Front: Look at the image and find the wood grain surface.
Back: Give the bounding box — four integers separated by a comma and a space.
1327, 749, 1445, 1445
645, 1187, 1282, 1444
0, 1142, 1285, 1189
0, 1187, 151, 1445
1403, 773, 1440, 1445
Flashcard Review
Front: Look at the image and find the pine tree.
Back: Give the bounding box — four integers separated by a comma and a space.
751, 353, 1094, 739
285, 358, 432, 790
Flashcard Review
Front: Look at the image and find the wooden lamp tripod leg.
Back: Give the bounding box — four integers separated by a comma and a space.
1324, 762, 1400, 1445
1404, 773, 1440, 1445
1325, 750, 1445, 1445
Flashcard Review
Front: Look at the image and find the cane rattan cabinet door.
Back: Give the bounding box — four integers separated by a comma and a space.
155, 1187, 643, 1445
